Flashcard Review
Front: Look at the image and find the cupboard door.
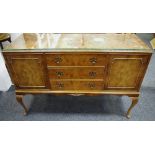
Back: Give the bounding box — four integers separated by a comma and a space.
106, 54, 150, 90
5, 54, 47, 89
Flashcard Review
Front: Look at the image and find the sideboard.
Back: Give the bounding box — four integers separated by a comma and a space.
2, 33, 152, 118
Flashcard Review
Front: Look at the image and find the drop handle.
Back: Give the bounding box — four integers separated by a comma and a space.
88, 83, 95, 88
54, 57, 62, 64
56, 71, 64, 77
89, 72, 96, 77
56, 83, 64, 88
89, 57, 97, 64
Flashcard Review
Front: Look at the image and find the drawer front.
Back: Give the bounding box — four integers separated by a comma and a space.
50, 80, 104, 90
48, 67, 105, 79
46, 53, 107, 66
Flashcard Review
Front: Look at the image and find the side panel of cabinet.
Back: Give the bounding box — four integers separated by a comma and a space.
105, 54, 151, 90
4, 53, 49, 89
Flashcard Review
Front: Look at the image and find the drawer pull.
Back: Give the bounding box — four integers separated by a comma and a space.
54, 57, 62, 64
56, 71, 64, 77
56, 83, 64, 88
89, 71, 96, 77
89, 57, 97, 64
88, 83, 95, 88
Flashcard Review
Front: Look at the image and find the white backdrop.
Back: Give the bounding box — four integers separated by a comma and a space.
0, 33, 21, 91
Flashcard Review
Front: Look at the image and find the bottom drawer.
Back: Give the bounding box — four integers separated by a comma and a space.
50, 80, 104, 91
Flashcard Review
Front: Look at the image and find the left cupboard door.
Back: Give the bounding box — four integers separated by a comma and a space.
3, 53, 48, 89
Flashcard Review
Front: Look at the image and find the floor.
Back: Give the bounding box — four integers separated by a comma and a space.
0, 34, 155, 121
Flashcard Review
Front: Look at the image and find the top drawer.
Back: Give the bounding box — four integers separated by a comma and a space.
46, 53, 107, 66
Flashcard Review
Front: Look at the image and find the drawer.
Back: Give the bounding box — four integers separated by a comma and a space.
50, 80, 104, 90
48, 67, 105, 79
46, 53, 107, 66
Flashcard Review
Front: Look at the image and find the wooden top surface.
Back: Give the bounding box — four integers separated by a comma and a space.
3, 33, 152, 52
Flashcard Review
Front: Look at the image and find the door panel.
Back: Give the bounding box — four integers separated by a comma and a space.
106, 54, 150, 90
5, 54, 47, 89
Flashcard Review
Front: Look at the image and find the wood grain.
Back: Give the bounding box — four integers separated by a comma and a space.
48, 66, 105, 79
106, 54, 150, 90
50, 80, 104, 91
4, 53, 47, 89
46, 53, 107, 66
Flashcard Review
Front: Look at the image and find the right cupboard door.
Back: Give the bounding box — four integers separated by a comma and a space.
106, 54, 151, 90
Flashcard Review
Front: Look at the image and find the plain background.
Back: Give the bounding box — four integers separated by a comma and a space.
0, 0, 155, 155
0, 34, 21, 91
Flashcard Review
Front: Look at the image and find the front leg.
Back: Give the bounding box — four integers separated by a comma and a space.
126, 97, 139, 119
16, 94, 28, 115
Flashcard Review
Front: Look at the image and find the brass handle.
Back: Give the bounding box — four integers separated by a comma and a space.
54, 57, 62, 64
88, 83, 95, 88
56, 83, 64, 88
89, 72, 96, 77
89, 57, 97, 64
56, 71, 64, 77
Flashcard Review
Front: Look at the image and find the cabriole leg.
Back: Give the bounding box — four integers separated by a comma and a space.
126, 97, 139, 119
16, 94, 28, 115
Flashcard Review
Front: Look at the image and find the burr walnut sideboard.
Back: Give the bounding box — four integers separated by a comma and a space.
2, 33, 152, 118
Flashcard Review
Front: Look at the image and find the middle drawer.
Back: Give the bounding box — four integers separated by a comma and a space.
47, 67, 105, 79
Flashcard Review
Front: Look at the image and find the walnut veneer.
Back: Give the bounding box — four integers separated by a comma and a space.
2, 33, 152, 118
